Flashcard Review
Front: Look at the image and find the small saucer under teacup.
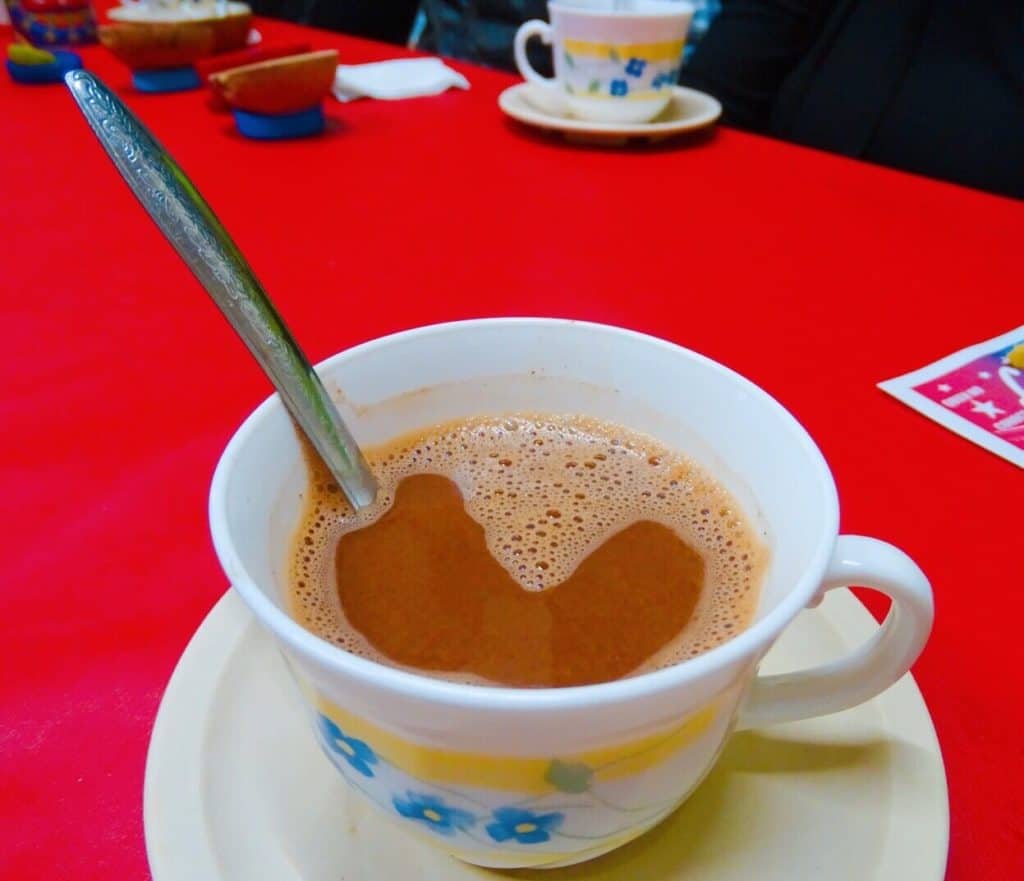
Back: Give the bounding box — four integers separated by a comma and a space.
498, 82, 721, 146
144, 588, 947, 880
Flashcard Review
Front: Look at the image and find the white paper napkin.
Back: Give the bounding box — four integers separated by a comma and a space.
332, 58, 470, 102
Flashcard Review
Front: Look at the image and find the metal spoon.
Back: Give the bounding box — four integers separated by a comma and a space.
64, 70, 378, 509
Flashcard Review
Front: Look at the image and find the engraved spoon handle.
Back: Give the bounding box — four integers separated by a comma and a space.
64, 70, 377, 509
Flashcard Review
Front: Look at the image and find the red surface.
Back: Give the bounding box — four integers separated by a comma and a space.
20, 0, 90, 12
2, 12, 1022, 881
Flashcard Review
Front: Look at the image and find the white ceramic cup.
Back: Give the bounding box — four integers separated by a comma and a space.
210, 319, 933, 869
514, 0, 693, 123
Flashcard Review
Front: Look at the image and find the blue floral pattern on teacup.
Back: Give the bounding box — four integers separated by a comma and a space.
651, 68, 679, 90
317, 714, 378, 777
624, 57, 647, 78
310, 700, 721, 858
562, 49, 682, 100
486, 807, 565, 844
393, 791, 476, 837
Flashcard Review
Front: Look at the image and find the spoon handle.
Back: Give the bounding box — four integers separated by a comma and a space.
64, 70, 377, 509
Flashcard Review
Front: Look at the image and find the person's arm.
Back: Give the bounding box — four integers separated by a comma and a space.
678, 0, 832, 131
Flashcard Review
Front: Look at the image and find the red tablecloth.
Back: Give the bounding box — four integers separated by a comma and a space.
2, 11, 1021, 881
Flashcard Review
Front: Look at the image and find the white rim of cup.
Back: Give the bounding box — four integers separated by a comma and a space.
548, 0, 696, 19
209, 318, 839, 713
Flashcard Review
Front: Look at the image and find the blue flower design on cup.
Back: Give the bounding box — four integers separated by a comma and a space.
317, 714, 378, 778
486, 807, 565, 844
624, 57, 647, 78
610, 79, 629, 97
652, 68, 680, 91
393, 791, 476, 837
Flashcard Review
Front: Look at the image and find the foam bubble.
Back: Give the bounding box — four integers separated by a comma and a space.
289, 414, 768, 683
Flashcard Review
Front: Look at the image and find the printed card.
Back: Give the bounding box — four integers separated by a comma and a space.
879, 326, 1024, 468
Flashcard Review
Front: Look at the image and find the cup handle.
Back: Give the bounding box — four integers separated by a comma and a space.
736, 535, 934, 731
514, 19, 565, 109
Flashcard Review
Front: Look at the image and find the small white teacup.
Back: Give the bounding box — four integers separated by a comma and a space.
514, 0, 694, 124
212, 319, 934, 870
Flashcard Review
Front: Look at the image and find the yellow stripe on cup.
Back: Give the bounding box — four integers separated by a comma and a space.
312, 692, 718, 794
562, 39, 685, 62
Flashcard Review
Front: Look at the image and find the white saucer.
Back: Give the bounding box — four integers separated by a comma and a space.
145, 589, 948, 881
498, 83, 722, 145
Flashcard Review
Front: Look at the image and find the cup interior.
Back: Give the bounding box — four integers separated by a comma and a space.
212, 320, 837, 691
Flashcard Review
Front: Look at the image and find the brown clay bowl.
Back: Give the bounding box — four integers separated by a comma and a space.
106, 3, 252, 54
209, 49, 339, 114
99, 21, 217, 70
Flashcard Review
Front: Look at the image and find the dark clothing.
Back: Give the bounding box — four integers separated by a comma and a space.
678, 0, 1024, 198
248, 0, 420, 45
249, 0, 554, 72
416, 1, 723, 73
419, 0, 551, 73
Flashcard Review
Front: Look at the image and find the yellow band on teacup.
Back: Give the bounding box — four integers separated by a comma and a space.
312, 692, 718, 794
562, 39, 684, 62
